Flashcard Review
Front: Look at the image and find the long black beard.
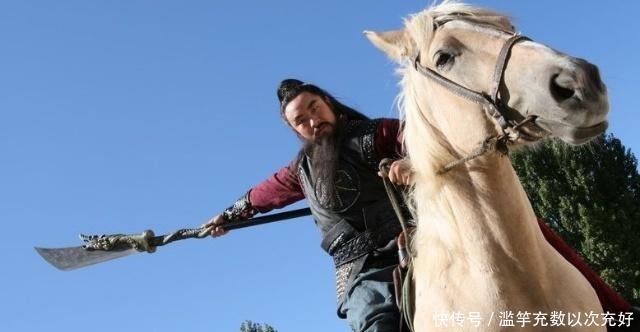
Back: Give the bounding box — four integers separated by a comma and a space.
302, 121, 346, 208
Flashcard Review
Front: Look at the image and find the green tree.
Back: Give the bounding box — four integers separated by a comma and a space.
239, 320, 278, 332
511, 133, 640, 305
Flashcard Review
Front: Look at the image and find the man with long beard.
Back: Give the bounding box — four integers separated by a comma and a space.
206, 79, 410, 331
204, 79, 633, 332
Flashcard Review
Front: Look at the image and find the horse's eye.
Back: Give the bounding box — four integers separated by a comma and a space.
434, 51, 455, 70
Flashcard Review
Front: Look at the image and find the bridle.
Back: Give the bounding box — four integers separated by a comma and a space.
412, 20, 538, 173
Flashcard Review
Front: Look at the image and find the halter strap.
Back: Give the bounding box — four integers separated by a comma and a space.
412, 28, 533, 173
490, 34, 530, 103
413, 34, 530, 130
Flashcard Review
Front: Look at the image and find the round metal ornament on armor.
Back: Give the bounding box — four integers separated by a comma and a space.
314, 164, 361, 212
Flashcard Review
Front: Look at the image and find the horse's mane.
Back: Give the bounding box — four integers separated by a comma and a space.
397, 0, 515, 192
396, 1, 516, 259
404, 1, 514, 45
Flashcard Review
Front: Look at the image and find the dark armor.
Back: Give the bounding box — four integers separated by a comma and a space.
298, 119, 402, 312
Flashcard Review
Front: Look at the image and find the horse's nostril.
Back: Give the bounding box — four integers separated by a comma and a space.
550, 73, 576, 103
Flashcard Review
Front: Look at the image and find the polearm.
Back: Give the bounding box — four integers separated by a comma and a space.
35, 207, 312, 271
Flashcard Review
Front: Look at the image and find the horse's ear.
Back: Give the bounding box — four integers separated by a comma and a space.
364, 29, 411, 63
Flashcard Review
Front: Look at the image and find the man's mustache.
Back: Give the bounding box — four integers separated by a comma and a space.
304, 118, 344, 145
313, 122, 331, 131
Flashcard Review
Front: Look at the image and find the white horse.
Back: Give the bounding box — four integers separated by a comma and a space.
366, 2, 608, 331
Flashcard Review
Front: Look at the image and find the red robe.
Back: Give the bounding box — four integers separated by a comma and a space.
538, 219, 632, 315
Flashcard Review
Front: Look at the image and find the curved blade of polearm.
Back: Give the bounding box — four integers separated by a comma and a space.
35, 207, 312, 271
35, 246, 138, 271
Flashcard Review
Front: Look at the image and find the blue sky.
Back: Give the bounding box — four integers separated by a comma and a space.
2, 1, 639, 331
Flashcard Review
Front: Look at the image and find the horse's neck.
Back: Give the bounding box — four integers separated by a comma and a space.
416, 154, 546, 268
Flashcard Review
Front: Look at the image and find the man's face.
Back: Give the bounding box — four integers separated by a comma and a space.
284, 91, 337, 142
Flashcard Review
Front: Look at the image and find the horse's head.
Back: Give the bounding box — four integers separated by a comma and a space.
366, 2, 609, 153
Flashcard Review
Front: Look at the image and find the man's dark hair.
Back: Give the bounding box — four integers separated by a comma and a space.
277, 78, 369, 125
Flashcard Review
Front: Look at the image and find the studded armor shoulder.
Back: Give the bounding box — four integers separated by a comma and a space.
345, 119, 382, 171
